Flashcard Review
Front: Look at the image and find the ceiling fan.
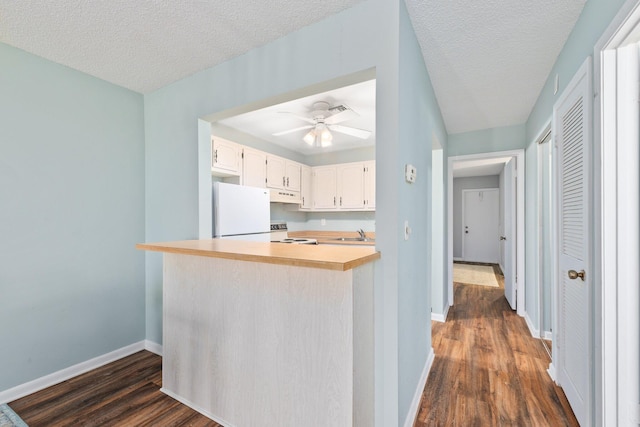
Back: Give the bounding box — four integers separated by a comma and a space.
272, 101, 372, 148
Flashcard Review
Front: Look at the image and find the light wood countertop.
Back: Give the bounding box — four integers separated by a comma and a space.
136, 239, 380, 271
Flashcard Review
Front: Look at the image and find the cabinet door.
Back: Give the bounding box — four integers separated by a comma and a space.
242, 148, 267, 188
313, 166, 337, 209
266, 155, 286, 189
212, 137, 241, 176
364, 161, 376, 210
300, 165, 313, 209
337, 163, 365, 209
285, 161, 301, 191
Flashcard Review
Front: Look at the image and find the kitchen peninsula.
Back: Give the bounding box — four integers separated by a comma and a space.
136, 239, 379, 427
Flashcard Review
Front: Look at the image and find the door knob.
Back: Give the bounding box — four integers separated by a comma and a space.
500, 236, 507, 241
567, 270, 585, 281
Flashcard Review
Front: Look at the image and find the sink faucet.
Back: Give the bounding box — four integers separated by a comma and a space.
357, 229, 366, 239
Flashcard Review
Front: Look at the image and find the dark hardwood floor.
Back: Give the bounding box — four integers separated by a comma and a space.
8, 264, 575, 426
9, 350, 220, 427
415, 268, 578, 426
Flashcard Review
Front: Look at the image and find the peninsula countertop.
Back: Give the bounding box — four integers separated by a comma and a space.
136, 238, 380, 271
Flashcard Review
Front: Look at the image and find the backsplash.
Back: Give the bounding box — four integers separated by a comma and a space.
270, 204, 375, 232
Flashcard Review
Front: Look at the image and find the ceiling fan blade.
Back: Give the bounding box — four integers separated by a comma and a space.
325, 105, 359, 125
272, 125, 314, 136
277, 111, 315, 124
328, 124, 371, 139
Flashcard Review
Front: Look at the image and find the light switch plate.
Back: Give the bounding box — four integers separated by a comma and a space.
405, 164, 417, 183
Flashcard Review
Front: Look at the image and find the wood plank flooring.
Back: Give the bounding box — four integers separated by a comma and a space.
9, 351, 221, 427
415, 274, 579, 426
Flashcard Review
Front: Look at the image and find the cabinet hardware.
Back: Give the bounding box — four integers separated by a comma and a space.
286, 177, 289, 187
282, 176, 285, 186
214, 149, 218, 164
333, 196, 336, 206
340, 196, 342, 206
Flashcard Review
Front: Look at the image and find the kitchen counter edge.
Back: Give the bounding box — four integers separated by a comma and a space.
136, 239, 380, 271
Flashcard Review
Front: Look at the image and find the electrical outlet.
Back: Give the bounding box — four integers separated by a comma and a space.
405, 164, 417, 183
321, 218, 326, 226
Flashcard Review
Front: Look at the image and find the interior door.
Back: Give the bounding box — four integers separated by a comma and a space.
463, 188, 500, 263
503, 159, 516, 309
553, 57, 592, 426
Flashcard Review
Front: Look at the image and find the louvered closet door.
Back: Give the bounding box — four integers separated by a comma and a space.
553, 57, 592, 426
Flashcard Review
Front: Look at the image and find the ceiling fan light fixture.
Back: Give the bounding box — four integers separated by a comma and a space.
320, 127, 333, 147
303, 129, 317, 145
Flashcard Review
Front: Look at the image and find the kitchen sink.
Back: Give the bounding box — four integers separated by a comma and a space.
331, 237, 375, 242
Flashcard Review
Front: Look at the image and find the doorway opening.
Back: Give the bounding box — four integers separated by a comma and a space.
447, 150, 525, 316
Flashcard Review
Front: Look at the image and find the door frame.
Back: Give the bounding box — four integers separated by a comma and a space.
594, 0, 640, 423
447, 149, 525, 315
461, 187, 500, 262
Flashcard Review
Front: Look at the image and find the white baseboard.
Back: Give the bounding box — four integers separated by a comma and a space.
543, 330, 552, 340
524, 311, 540, 338
547, 362, 557, 383
431, 304, 450, 323
161, 387, 232, 426
403, 347, 435, 427
144, 340, 163, 356
0, 341, 146, 404
453, 257, 463, 262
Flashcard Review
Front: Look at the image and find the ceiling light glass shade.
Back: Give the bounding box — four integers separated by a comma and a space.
303, 129, 317, 145
320, 128, 333, 147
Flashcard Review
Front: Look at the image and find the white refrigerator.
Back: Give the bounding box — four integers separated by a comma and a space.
212, 182, 271, 241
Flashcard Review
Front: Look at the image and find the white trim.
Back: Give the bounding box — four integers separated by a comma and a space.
144, 340, 163, 356
548, 363, 557, 383
161, 387, 234, 427
0, 341, 146, 404
524, 311, 540, 338
431, 304, 450, 323
402, 347, 435, 427
543, 331, 553, 341
448, 149, 525, 315
453, 257, 463, 262
595, 2, 640, 424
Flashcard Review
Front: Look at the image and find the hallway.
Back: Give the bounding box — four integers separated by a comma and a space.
416, 279, 578, 426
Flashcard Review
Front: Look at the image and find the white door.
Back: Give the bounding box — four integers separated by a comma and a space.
503, 159, 516, 309
462, 188, 500, 263
553, 57, 592, 426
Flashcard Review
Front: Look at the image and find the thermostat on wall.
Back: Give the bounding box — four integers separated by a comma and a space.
405, 164, 417, 183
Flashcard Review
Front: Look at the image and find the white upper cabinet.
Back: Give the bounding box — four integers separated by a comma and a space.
242, 147, 267, 188
363, 161, 376, 210
313, 166, 338, 209
337, 163, 365, 209
285, 162, 301, 192
300, 165, 313, 210
266, 155, 286, 189
211, 137, 242, 177
266, 155, 301, 192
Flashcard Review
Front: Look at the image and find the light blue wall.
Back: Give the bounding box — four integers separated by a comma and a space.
396, 1, 447, 422
142, 1, 426, 424
523, 0, 627, 331
0, 43, 145, 390
448, 124, 526, 156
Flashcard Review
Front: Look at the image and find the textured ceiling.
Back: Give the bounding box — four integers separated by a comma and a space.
0, 0, 363, 93
404, 0, 586, 134
0, 0, 586, 136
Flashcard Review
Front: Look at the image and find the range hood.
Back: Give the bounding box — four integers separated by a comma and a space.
270, 189, 301, 204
